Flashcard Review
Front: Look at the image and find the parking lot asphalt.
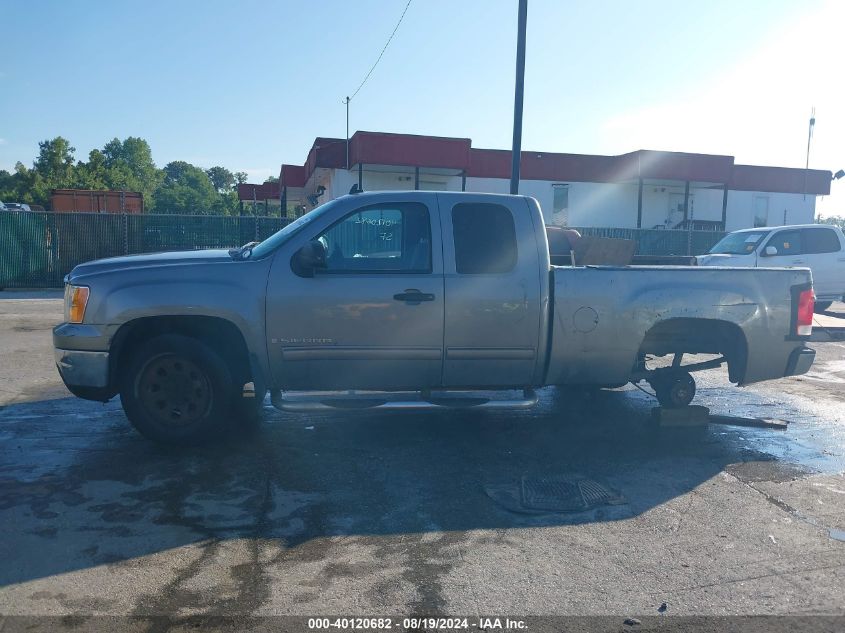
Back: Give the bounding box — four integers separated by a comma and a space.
1, 291, 845, 618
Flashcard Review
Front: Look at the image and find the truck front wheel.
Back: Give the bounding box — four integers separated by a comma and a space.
119, 334, 234, 444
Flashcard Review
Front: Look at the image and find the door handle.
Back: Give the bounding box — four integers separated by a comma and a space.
393, 289, 435, 303
791, 259, 805, 264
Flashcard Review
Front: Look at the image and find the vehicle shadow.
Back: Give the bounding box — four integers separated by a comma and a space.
0, 387, 776, 588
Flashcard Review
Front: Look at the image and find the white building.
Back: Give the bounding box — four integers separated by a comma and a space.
272, 132, 831, 232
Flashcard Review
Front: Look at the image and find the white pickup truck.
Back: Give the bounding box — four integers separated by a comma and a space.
698, 224, 845, 311
54, 191, 817, 444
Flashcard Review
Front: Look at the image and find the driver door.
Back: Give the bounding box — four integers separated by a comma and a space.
763, 229, 804, 268
265, 195, 444, 391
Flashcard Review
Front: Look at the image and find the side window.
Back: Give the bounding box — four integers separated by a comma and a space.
316, 202, 431, 273
552, 184, 569, 226
753, 195, 770, 228
452, 203, 517, 274
767, 230, 802, 256
802, 228, 841, 254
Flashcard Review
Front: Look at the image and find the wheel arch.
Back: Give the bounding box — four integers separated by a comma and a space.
637, 317, 749, 384
109, 315, 262, 396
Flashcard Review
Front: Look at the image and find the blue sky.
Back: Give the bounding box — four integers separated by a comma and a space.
2, 0, 842, 214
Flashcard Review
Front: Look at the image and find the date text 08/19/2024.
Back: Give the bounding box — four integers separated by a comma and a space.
307, 617, 526, 630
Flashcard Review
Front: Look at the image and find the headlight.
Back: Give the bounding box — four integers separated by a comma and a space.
64, 285, 90, 323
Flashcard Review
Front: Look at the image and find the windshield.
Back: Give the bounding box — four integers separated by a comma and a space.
249, 199, 342, 259
708, 231, 769, 255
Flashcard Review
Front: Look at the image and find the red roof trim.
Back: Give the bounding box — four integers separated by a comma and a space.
349, 131, 472, 171
468, 148, 735, 183
279, 164, 306, 188
730, 164, 831, 195
282, 132, 833, 196
237, 182, 280, 201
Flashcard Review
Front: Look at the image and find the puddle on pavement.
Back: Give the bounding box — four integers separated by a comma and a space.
614, 370, 845, 477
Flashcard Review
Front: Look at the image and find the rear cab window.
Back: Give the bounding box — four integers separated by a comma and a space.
452, 203, 517, 274
802, 227, 841, 254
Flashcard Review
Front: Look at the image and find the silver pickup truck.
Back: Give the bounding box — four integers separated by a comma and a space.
53, 191, 817, 444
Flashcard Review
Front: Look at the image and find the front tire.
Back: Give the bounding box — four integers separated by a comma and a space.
119, 334, 235, 445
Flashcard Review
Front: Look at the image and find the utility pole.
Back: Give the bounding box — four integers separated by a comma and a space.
803, 107, 815, 201
510, 0, 528, 195
344, 96, 351, 170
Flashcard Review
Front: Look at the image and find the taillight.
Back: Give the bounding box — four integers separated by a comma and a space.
796, 288, 814, 336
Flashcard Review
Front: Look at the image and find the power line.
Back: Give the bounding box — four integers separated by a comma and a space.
347, 0, 412, 101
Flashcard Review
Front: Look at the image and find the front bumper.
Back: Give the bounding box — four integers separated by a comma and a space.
55, 348, 113, 402
55, 348, 109, 387
785, 346, 815, 377
53, 321, 117, 401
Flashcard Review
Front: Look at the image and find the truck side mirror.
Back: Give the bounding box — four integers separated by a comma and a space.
763, 245, 778, 257
291, 240, 327, 277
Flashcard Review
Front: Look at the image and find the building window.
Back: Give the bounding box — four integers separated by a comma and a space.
419, 180, 448, 191
552, 184, 569, 226
753, 195, 769, 228
316, 202, 432, 273
452, 203, 517, 274
668, 193, 693, 227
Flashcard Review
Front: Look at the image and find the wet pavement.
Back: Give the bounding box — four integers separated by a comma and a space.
1, 292, 844, 617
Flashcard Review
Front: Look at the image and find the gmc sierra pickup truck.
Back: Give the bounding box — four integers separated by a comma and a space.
54, 191, 817, 444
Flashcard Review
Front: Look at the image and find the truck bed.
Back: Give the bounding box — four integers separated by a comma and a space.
546, 265, 813, 387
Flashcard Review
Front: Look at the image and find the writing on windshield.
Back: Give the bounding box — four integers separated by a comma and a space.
708, 231, 768, 255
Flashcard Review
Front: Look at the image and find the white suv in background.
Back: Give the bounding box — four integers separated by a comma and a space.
697, 224, 845, 312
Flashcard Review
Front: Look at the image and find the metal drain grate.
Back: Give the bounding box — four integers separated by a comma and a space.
520, 476, 584, 512
582, 478, 628, 508
484, 474, 627, 515
520, 475, 625, 512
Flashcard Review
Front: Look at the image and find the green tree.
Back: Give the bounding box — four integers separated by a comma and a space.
219, 191, 241, 215
264, 175, 279, 184
17, 137, 79, 205
3, 136, 254, 215
74, 149, 110, 190
0, 169, 17, 203
34, 137, 76, 183
101, 137, 162, 209
153, 161, 220, 214
817, 215, 845, 228
206, 166, 235, 193
14, 163, 40, 205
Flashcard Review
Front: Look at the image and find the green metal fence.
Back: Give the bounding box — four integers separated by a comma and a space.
0, 212, 291, 288
0, 211, 726, 289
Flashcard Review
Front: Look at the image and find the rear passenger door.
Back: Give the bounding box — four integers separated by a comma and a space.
801, 226, 844, 298
439, 194, 543, 388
